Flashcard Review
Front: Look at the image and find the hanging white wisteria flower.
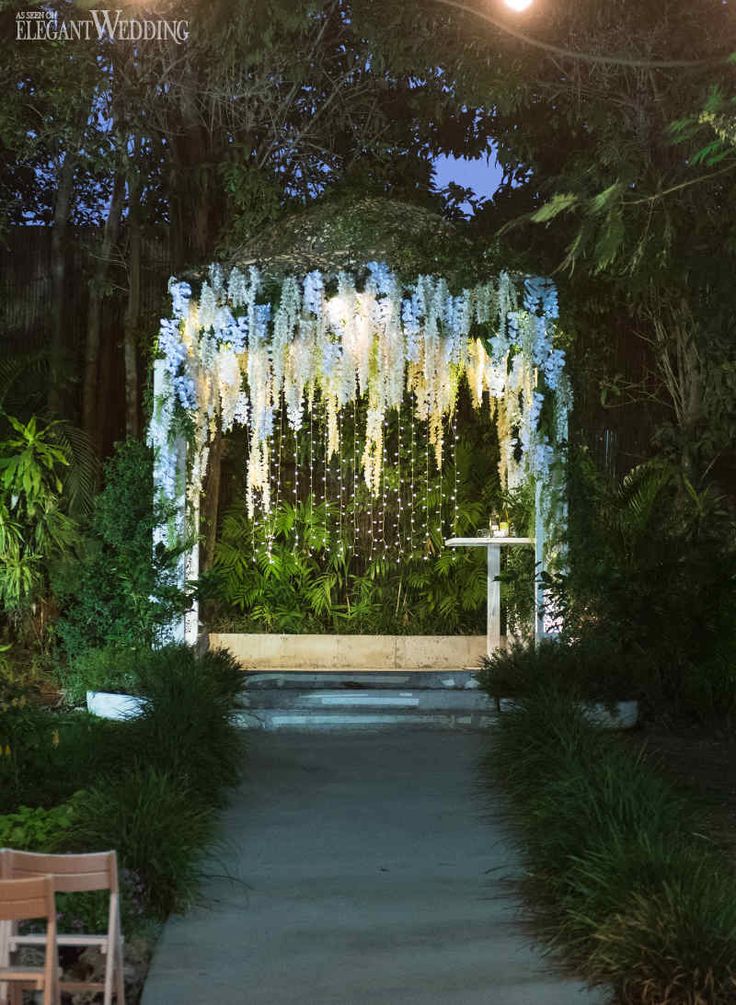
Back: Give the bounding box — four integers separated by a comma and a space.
150, 262, 570, 520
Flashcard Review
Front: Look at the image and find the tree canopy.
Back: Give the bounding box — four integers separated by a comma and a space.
1, 0, 735, 482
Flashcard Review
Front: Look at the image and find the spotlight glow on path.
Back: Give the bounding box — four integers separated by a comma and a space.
503, 0, 533, 10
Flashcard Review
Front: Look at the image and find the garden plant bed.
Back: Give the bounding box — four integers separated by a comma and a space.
0, 645, 245, 1005
488, 683, 736, 1003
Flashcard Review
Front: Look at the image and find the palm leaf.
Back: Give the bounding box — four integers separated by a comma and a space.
53, 422, 100, 519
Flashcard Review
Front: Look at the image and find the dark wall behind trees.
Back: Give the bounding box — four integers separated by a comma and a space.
2, 223, 659, 476
1, 226, 170, 457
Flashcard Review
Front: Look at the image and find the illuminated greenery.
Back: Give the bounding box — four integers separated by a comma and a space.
0, 415, 79, 614
207, 414, 536, 636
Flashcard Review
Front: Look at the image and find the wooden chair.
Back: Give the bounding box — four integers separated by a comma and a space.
0, 850, 124, 1004
0, 874, 59, 1005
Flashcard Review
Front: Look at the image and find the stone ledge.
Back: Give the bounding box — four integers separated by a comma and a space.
209, 632, 489, 670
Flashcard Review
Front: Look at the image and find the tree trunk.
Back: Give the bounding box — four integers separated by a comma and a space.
123, 171, 141, 438
168, 66, 221, 266
47, 151, 76, 419
82, 171, 125, 442
168, 152, 186, 273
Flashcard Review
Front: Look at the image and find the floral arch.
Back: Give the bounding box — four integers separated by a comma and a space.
148, 261, 570, 644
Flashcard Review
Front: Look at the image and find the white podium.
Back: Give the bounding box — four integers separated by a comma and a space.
445, 537, 535, 656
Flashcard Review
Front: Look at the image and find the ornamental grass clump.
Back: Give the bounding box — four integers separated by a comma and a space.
128, 645, 245, 805
487, 667, 736, 1003
566, 843, 736, 1003
69, 768, 213, 920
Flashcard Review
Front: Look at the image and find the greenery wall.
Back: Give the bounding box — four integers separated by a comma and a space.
204, 390, 536, 636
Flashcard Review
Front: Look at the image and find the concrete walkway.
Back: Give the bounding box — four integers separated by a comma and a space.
142, 732, 607, 1004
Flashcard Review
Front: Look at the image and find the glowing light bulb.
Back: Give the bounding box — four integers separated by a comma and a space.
503, 0, 533, 10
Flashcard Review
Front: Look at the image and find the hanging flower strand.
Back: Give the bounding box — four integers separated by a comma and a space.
151, 264, 570, 539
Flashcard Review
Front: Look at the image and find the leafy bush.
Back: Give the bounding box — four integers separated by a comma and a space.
548, 452, 736, 719
128, 645, 244, 804
68, 768, 214, 920
206, 413, 536, 637
2, 644, 244, 806
53, 439, 188, 667
0, 798, 79, 851
489, 678, 736, 1002
57, 644, 144, 706
477, 638, 641, 706
0, 414, 80, 616
1, 644, 244, 928
207, 496, 487, 634
0, 704, 124, 813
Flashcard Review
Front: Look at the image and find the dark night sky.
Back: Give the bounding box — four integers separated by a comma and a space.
433, 152, 504, 211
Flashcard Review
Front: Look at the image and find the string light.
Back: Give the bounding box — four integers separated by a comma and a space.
424, 415, 430, 561
293, 417, 300, 549
243, 384, 468, 566
308, 403, 314, 555
322, 395, 329, 550
249, 439, 258, 564
368, 400, 376, 561
352, 397, 359, 556
246, 392, 468, 567
273, 400, 286, 561
266, 401, 279, 564
275, 400, 284, 511
433, 0, 717, 70
409, 393, 416, 554
437, 421, 443, 544
395, 401, 402, 560
337, 406, 344, 557
380, 417, 387, 557
265, 428, 272, 563
452, 405, 460, 537
368, 471, 375, 561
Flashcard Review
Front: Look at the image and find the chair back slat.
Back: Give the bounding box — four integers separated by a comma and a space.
0, 875, 54, 922
0, 849, 118, 893
0, 848, 125, 1003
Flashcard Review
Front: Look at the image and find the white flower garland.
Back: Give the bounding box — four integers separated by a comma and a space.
149, 263, 569, 525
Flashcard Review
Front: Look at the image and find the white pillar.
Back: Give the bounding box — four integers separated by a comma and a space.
184, 480, 201, 647
150, 359, 188, 646
487, 543, 501, 656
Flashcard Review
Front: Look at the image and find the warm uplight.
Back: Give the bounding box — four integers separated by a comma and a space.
503, 0, 533, 10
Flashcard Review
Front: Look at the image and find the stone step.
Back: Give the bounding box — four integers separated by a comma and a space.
244, 669, 481, 691
235, 707, 496, 732
242, 688, 491, 712
238, 668, 491, 732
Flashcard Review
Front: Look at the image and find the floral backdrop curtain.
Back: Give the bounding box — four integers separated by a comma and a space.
149, 262, 569, 534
